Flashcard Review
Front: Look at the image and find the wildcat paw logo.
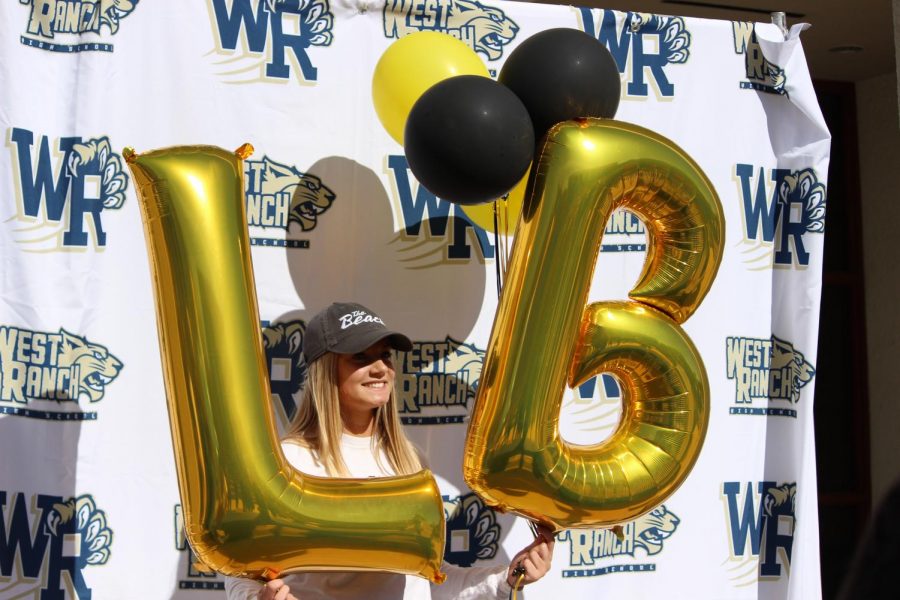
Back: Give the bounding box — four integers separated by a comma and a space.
735, 165, 826, 269
726, 335, 814, 418
208, 0, 334, 83
578, 10, 690, 99
174, 505, 224, 591
243, 155, 336, 248
396, 337, 484, 425
733, 22, 786, 95
0, 326, 123, 421
559, 506, 680, 577
6, 128, 128, 250
17, 0, 139, 53
722, 482, 795, 582
383, 0, 518, 61
262, 319, 307, 426
442, 493, 500, 567
0, 491, 112, 599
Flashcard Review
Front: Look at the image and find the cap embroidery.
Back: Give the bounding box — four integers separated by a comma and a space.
338, 310, 385, 330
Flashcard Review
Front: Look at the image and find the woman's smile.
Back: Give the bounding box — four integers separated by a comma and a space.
336, 339, 396, 434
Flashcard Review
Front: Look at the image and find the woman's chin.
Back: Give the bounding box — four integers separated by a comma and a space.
367, 393, 391, 408
350, 392, 392, 412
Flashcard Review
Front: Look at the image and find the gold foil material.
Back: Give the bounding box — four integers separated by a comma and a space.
128, 144, 446, 582
463, 119, 724, 529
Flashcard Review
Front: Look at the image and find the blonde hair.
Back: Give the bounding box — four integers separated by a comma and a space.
287, 352, 422, 477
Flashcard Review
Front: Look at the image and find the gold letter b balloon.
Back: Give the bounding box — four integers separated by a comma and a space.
126, 144, 445, 582
463, 119, 725, 530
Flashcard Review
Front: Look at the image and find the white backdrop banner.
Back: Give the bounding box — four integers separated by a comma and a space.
0, 1, 829, 598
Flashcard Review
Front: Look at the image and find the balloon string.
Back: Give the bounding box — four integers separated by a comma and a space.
510, 572, 526, 600
498, 199, 505, 283
493, 201, 502, 298
501, 197, 510, 277
508, 520, 540, 599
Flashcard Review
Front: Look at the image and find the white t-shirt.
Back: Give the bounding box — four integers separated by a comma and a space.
224, 433, 512, 600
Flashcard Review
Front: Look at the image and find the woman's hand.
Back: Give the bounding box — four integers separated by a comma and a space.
506, 523, 555, 590
258, 579, 298, 600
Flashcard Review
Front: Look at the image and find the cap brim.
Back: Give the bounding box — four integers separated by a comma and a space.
330, 328, 413, 355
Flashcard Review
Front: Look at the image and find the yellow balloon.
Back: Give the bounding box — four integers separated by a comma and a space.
372, 32, 490, 145
459, 171, 527, 235
463, 119, 725, 530
125, 144, 446, 583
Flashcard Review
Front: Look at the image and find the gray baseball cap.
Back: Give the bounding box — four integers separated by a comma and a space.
302, 302, 412, 364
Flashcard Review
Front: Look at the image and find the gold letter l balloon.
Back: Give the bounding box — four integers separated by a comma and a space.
464, 119, 725, 530
125, 144, 445, 582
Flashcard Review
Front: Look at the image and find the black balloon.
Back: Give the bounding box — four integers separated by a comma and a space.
404, 75, 534, 206
499, 28, 621, 141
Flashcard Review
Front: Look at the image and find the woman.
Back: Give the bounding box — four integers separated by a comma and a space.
225, 302, 553, 600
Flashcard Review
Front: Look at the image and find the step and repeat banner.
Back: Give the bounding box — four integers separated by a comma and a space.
0, 1, 830, 598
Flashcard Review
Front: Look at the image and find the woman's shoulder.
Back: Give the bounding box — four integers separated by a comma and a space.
408, 440, 430, 470
281, 437, 327, 475
281, 435, 311, 449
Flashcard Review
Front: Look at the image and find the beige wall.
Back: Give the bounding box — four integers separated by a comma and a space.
856, 71, 900, 505
895, 0, 900, 120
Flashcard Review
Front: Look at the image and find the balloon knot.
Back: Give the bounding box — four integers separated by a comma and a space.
431, 569, 447, 585
122, 147, 137, 163
235, 143, 254, 159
